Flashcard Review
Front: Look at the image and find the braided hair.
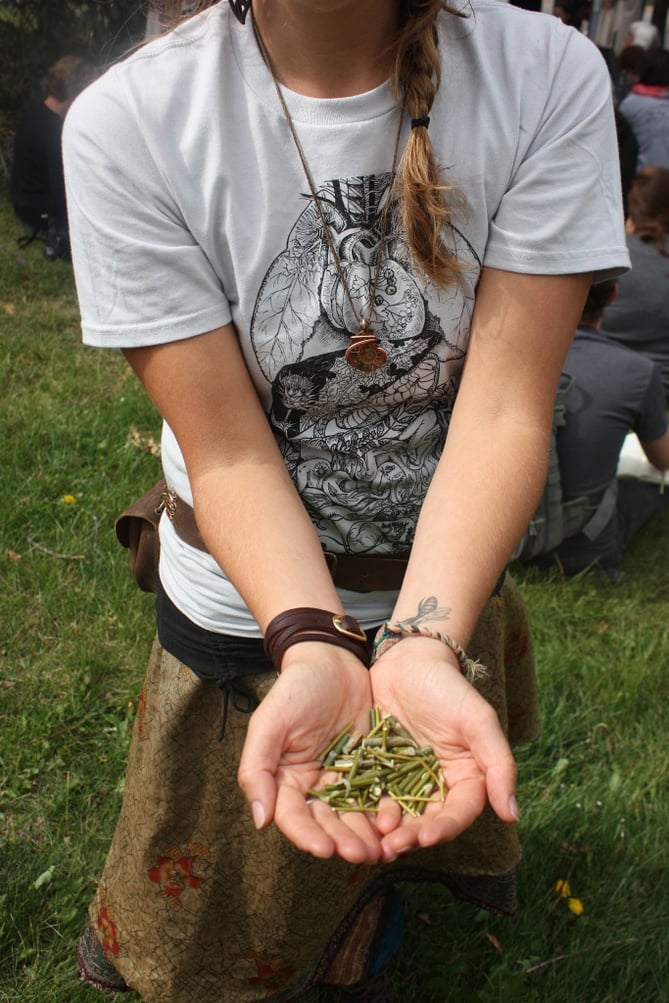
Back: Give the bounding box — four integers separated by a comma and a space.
391, 1, 465, 285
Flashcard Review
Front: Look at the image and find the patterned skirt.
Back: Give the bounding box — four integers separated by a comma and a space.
77, 576, 538, 1002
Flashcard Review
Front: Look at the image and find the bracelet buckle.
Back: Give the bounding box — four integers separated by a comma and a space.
332, 615, 367, 642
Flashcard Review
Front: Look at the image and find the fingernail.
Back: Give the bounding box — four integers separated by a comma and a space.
509, 795, 520, 822
252, 801, 265, 829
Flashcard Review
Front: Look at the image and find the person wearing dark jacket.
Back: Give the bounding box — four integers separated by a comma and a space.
10, 56, 97, 255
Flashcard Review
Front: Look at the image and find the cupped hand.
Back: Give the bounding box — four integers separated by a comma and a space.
237, 642, 381, 863
369, 637, 518, 862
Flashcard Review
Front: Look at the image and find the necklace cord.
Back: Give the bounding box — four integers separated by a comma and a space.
251, 14, 405, 337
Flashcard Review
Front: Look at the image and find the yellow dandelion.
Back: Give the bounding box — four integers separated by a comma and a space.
568, 898, 584, 916
62, 494, 76, 504
554, 880, 571, 898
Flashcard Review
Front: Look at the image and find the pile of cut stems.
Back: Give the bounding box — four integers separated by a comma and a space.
308, 707, 445, 817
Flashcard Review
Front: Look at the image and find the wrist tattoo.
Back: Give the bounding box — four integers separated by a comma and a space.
401, 595, 451, 628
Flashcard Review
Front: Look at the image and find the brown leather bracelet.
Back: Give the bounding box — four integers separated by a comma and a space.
263, 607, 371, 672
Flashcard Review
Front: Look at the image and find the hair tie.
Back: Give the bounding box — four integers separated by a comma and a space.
410, 116, 430, 130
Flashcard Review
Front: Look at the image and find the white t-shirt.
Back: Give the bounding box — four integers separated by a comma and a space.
64, 0, 629, 636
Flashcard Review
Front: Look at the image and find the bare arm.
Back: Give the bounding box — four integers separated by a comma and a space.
123, 327, 380, 862
393, 267, 592, 642
641, 430, 669, 472
371, 267, 592, 858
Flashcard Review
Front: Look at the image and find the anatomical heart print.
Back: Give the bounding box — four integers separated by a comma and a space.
250, 171, 480, 555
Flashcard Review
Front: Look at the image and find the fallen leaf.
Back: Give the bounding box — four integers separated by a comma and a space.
128, 426, 161, 457
2, 302, 15, 315
6, 550, 22, 562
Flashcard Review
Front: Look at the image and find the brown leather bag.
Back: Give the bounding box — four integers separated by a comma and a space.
114, 479, 166, 593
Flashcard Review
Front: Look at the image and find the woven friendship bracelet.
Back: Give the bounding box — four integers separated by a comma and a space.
264, 607, 371, 673
372, 621, 486, 681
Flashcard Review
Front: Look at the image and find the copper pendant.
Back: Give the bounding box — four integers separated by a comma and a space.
345, 328, 387, 373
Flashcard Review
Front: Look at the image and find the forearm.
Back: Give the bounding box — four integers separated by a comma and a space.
123, 330, 342, 633
387, 267, 590, 647
392, 409, 548, 645
192, 459, 342, 631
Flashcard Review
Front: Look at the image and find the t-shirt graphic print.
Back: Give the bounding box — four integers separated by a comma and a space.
250, 171, 479, 555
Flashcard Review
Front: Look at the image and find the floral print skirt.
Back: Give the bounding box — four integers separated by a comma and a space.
78, 576, 537, 1002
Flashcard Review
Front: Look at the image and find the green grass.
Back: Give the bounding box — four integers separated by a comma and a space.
1, 189, 668, 1002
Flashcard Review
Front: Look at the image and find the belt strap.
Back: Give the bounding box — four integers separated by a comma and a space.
163, 488, 410, 592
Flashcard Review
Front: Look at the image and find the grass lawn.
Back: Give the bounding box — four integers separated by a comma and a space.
1, 188, 667, 1002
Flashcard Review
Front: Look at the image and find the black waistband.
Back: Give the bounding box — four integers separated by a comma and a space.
155, 577, 274, 683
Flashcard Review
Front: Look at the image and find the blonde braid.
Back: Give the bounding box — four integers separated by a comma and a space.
391, 1, 465, 287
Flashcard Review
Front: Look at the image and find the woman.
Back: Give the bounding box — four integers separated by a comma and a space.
604, 167, 669, 400
63, 1, 628, 999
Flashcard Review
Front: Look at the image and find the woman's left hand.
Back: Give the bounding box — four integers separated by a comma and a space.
369, 637, 519, 862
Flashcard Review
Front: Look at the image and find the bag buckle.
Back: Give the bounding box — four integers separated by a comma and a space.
161, 487, 178, 522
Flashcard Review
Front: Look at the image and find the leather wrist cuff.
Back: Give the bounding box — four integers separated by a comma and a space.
263, 607, 371, 672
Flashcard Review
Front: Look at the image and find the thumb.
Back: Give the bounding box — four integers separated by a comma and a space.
468, 718, 519, 824
485, 758, 520, 824
237, 708, 280, 829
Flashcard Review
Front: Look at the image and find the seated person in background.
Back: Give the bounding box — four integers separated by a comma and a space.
552, 0, 590, 29
614, 107, 639, 212
10, 55, 97, 254
614, 44, 644, 104
622, 21, 661, 51
552, 279, 669, 578
617, 48, 669, 171
603, 167, 669, 399
594, 0, 644, 55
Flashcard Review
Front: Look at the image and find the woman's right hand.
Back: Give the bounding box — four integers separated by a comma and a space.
237, 644, 381, 864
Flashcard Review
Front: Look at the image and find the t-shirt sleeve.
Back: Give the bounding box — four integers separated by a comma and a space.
63, 74, 232, 348
483, 28, 629, 279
